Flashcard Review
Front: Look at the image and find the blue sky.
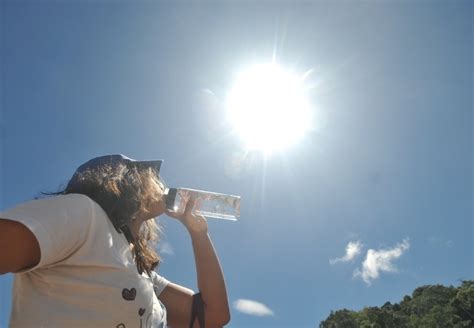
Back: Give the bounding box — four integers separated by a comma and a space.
0, 1, 472, 327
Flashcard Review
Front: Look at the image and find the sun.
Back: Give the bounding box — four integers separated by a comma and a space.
226, 63, 313, 153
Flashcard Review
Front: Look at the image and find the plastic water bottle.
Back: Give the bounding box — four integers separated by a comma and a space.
165, 187, 240, 221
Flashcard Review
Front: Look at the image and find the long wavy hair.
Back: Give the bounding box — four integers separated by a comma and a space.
44, 163, 165, 275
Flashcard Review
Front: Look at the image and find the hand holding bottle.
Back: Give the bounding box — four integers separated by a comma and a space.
165, 197, 208, 235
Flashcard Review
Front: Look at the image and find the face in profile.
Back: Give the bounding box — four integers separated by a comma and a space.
140, 170, 167, 220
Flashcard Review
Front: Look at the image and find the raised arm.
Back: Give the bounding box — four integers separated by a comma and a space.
158, 199, 231, 328
0, 219, 40, 274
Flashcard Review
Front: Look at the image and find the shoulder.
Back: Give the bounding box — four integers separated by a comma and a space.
150, 270, 171, 297
0, 193, 112, 272
1, 193, 98, 215
58, 193, 104, 214
44, 193, 99, 208
0, 193, 109, 243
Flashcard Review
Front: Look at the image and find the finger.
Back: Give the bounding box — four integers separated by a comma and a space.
165, 209, 180, 219
195, 214, 207, 222
194, 199, 203, 212
183, 197, 197, 216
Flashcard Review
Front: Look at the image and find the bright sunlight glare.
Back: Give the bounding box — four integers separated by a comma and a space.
226, 63, 313, 153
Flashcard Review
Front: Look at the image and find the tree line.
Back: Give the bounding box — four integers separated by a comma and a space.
320, 280, 473, 328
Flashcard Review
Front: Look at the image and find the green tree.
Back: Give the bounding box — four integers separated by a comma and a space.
320, 309, 358, 328
320, 281, 474, 328
450, 281, 474, 323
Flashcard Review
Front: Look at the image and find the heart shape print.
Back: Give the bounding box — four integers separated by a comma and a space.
122, 287, 137, 301
139, 308, 146, 317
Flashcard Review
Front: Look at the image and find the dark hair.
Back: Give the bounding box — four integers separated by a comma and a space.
44, 163, 165, 275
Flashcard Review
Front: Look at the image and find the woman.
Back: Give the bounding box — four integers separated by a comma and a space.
0, 154, 230, 328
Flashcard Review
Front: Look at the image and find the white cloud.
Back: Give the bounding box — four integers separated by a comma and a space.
233, 299, 274, 317
354, 239, 410, 285
158, 241, 174, 255
330, 241, 363, 265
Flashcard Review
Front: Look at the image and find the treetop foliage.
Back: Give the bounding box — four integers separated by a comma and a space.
320, 280, 473, 328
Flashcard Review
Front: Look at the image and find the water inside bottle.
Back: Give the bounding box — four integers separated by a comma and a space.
172, 188, 240, 221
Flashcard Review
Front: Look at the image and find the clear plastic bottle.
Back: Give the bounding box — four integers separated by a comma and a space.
165, 187, 240, 221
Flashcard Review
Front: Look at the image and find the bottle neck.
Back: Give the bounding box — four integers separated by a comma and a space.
164, 187, 178, 210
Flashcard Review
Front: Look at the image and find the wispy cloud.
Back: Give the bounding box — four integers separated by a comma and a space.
330, 241, 363, 265
158, 241, 174, 255
429, 236, 453, 248
233, 299, 274, 317
354, 238, 410, 285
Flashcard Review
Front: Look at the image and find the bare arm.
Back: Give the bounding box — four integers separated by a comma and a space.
188, 229, 230, 325
159, 199, 231, 327
0, 219, 40, 274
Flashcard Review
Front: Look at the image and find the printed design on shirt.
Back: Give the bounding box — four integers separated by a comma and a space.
140, 310, 153, 328
122, 287, 137, 301
115, 307, 151, 328
118, 288, 157, 328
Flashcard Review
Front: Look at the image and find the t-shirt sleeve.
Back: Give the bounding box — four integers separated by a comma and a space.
150, 271, 170, 296
0, 194, 97, 272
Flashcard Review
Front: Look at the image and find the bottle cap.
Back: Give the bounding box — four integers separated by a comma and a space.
165, 188, 178, 211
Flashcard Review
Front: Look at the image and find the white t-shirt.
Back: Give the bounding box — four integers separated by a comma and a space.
0, 193, 169, 328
